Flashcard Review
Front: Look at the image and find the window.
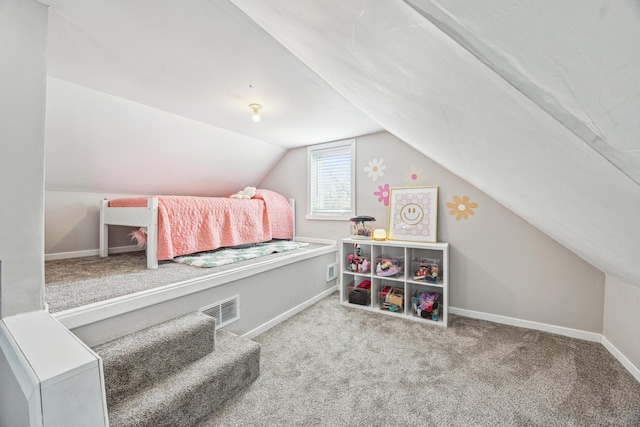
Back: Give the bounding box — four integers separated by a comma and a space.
307, 139, 355, 220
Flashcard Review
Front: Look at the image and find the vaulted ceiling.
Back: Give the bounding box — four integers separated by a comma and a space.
42, 0, 640, 286
43, 0, 382, 148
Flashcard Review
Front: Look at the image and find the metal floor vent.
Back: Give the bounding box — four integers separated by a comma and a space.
199, 295, 240, 330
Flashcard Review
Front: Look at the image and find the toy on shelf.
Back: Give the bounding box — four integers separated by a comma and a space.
347, 253, 367, 272
356, 279, 371, 290
412, 292, 440, 321
347, 245, 371, 274
380, 286, 404, 312
350, 216, 376, 239
348, 279, 372, 306
375, 256, 403, 277
412, 258, 441, 283
379, 285, 392, 300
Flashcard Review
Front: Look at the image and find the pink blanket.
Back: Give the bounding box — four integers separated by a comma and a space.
109, 189, 293, 260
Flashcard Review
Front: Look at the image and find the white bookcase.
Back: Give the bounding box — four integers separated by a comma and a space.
340, 237, 449, 327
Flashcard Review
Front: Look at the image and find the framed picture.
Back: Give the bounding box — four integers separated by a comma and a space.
387, 186, 438, 242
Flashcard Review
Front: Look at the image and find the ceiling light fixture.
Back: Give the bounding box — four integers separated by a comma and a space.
249, 103, 262, 122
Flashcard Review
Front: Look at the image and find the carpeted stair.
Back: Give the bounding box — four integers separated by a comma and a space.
92, 312, 260, 426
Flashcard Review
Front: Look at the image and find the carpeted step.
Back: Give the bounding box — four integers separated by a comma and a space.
93, 312, 217, 406
107, 330, 261, 427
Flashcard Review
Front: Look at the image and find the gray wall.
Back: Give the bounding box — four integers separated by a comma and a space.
45, 190, 142, 255
260, 132, 605, 333
603, 277, 640, 369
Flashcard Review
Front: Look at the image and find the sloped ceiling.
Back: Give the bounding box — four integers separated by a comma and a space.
229, 0, 640, 286
405, 0, 640, 184
43, 0, 382, 148
41, 0, 640, 286
42, 0, 381, 196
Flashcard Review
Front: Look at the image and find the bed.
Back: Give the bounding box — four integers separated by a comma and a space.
99, 189, 295, 269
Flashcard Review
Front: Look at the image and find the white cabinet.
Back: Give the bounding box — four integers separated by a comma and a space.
340, 238, 449, 327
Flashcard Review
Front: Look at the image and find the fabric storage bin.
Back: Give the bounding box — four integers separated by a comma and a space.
348, 281, 371, 306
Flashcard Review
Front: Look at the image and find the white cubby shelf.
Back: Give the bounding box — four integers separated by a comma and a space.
340, 237, 449, 327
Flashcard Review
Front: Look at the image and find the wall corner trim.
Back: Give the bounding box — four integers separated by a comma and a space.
242, 286, 337, 340
601, 336, 640, 383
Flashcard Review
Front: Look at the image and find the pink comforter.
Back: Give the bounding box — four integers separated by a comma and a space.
109, 189, 293, 260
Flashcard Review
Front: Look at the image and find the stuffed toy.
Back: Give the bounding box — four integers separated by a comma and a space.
229, 186, 257, 199
418, 292, 439, 312
129, 227, 147, 246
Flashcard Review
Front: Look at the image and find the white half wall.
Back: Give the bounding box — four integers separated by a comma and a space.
0, 321, 41, 427
1, 1, 48, 424
603, 276, 640, 371
0, 0, 47, 317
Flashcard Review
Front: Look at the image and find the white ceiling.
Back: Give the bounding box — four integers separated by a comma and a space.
41, 0, 640, 286
229, 0, 640, 286
404, 0, 640, 184
43, 0, 383, 149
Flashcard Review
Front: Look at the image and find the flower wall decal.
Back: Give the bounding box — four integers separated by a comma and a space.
446, 195, 478, 221
374, 183, 390, 206
364, 158, 386, 181
403, 165, 425, 186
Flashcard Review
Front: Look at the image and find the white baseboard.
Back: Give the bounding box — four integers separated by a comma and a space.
450, 306, 640, 384
294, 236, 337, 246
242, 286, 338, 340
601, 336, 640, 383
449, 306, 602, 342
45, 245, 142, 261
46, 239, 334, 262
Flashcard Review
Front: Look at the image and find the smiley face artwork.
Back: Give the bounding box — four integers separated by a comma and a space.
400, 203, 424, 225
388, 186, 438, 242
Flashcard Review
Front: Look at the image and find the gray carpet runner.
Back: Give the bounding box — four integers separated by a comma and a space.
93, 312, 260, 426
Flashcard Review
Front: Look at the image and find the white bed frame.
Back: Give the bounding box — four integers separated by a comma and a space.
99, 197, 296, 269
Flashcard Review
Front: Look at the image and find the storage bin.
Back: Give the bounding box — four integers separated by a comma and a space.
375, 255, 404, 277
411, 257, 442, 283
348, 284, 371, 306
350, 223, 374, 239
379, 286, 404, 312
346, 254, 371, 274
411, 291, 441, 321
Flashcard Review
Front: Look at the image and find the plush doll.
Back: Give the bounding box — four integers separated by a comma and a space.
229, 186, 257, 199
347, 253, 358, 271
129, 227, 147, 246
358, 258, 370, 273
418, 292, 439, 312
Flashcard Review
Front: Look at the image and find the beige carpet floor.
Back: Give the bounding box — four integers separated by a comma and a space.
199, 293, 640, 427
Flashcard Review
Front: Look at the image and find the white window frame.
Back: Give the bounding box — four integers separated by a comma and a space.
306, 139, 356, 221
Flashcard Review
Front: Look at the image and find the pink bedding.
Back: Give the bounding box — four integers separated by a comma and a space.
109, 189, 293, 260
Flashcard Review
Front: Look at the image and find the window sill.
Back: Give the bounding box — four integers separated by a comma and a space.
306, 214, 351, 221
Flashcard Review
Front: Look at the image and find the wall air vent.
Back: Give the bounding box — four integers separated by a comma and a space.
326, 262, 338, 282
199, 295, 240, 329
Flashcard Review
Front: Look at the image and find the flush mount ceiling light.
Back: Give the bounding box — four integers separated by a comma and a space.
249, 103, 262, 122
